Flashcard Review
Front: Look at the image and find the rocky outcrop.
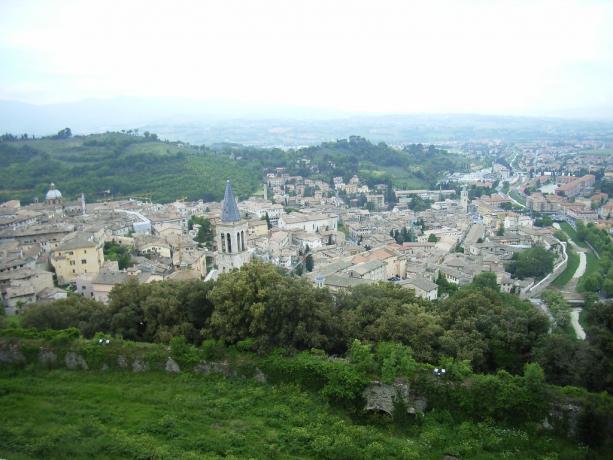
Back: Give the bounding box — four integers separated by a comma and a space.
193, 360, 236, 377
254, 367, 267, 383
38, 350, 57, 367
132, 358, 149, 373
117, 355, 128, 369
0, 343, 26, 365
64, 352, 88, 370
362, 381, 426, 415
165, 357, 180, 373
546, 402, 582, 438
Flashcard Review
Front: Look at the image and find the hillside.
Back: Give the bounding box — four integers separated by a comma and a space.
1, 263, 613, 457
0, 367, 592, 460
212, 135, 470, 191
0, 132, 469, 204
0, 132, 260, 204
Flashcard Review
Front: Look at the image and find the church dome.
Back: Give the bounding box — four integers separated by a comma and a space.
45, 183, 62, 201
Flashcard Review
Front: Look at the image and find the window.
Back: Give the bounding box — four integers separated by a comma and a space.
81, 259, 87, 264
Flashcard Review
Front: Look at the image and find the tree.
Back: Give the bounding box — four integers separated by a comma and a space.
206, 261, 342, 352
506, 246, 554, 280
427, 233, 439, 243
437, 282, 549, 373
54, 127, 72, 139
103, 241, 133, 270
305, 254, 314, 272
579, 273, 603, 293
189, 216, 214, 247
496, 223, 505, 236
107, 279, 214, 344
472, 272, 499, 292
21, 296, 109, 338
337, 284, 442, 362
384, 180, 397, 210
534, 215, 553, 227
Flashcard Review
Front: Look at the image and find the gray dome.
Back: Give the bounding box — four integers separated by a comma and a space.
46, 183, 62, 200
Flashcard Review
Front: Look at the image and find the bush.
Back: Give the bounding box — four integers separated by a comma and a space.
170, 336, 201, 367
262, 350, 368, 407
0, 327, 80, 342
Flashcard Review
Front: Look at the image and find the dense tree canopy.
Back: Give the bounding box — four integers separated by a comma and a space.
506, 246, 554, 279
18, 259, 613, 394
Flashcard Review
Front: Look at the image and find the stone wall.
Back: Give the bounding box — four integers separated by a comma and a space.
522, 240, 568, 299
362, 381, 427, 415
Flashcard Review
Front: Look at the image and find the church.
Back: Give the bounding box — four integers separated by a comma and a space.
215, 180, 251, 272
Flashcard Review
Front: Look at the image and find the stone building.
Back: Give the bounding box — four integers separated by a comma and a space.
50, 232, 104, 284
216, 181, 251, 272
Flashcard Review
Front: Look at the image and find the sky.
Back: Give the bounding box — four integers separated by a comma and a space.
1, 0, 612, 117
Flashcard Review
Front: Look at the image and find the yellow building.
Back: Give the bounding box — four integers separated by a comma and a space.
247, 218, 269, 238
50, 232, 104, 285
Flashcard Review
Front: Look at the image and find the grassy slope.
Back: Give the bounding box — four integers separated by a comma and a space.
551, 249, 580, 288
0, 369, 589, 460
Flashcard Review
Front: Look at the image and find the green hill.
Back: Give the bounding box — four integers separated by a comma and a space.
0, 132, 260, 203
0, 133, 469, 204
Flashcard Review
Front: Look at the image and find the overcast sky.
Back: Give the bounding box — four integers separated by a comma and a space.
1, 0, 612, 116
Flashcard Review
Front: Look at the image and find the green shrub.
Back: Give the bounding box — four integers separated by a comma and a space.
170, 336, 201, 367
235, 337, 257, 352
0, 327, 80, 342
200, 339, 226, 361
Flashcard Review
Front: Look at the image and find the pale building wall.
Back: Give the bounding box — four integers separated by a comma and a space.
51, 243, 104, 285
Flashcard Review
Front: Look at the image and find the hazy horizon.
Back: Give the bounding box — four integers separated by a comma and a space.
1, 0, 613, 120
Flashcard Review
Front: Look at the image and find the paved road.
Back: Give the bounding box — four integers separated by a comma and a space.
571, 308, 586, 340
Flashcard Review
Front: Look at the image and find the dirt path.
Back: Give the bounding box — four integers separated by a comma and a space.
573, 252, 587, 279
571, 308, 586, 340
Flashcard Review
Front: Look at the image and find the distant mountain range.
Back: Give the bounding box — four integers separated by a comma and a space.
1, 97, 612, 147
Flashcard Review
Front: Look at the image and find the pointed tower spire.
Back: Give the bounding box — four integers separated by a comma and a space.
221, 180, 241, 223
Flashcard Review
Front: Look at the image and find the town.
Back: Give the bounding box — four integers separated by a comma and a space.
2, 139, 613, 316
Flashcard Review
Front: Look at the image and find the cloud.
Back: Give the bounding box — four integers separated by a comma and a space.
0, 0, 611, 115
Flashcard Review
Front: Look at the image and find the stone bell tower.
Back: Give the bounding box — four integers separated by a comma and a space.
460, 186, 469, 212
216, 180, 250, 272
